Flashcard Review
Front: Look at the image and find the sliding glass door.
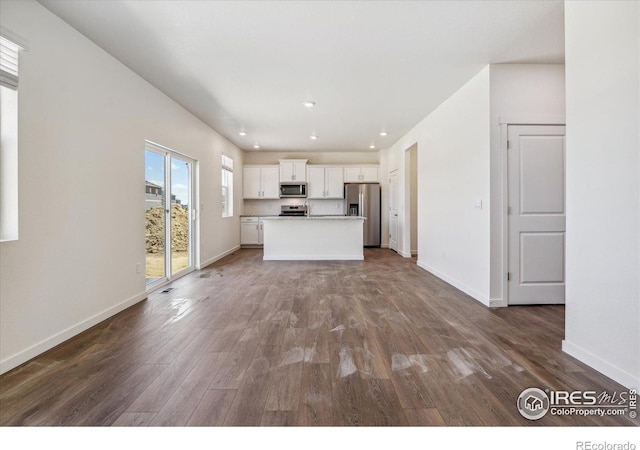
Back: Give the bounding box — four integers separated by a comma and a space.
145, 142, 196, 287
170, 155, 192, 276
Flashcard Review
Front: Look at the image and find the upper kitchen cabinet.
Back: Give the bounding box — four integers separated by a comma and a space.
307, 166, 344, 199
243, 165, 280, 199
343, 165, 379, 183
279, 159, 308, 182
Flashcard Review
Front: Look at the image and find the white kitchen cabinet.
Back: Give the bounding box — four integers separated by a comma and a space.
344, 165, 379, 183
261, 167, 280, 198
307, 167, 325, 199
325, 167, 345, 197
307, 166, 344, 199
240, 216, 264, 245
279, 159, 308, 182
243, 165, 279, 199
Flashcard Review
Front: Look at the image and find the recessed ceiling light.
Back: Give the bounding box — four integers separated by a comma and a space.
239, 130, 247, 136
310, 135, 318, 140
379, 131, 388, 137
369, 144, 376, 149
303, 101, 316, 108
253, 144, 260, 149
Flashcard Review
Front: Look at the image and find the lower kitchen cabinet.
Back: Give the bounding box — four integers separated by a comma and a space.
240, 217, 264, 246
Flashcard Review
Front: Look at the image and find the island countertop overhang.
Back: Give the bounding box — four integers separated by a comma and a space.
261, 215, 366, 220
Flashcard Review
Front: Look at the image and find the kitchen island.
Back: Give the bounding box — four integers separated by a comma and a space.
261, 216, 365, 260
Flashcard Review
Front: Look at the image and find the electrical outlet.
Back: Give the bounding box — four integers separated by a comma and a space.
136, 262, 141, 274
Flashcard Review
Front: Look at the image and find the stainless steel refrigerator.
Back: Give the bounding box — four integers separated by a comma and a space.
344, 183, 381, 247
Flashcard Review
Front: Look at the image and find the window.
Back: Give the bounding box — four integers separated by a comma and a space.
221, 154, 233, 217
0, 35, 21, 242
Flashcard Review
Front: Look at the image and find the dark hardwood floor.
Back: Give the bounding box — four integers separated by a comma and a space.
0, 248, 636, 426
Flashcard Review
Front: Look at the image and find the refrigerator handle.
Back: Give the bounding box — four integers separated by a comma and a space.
359, 188, 364, 218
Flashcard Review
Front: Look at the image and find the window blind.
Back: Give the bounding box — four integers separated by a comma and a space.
0, 36, 19, 89
221, 155, 234, 171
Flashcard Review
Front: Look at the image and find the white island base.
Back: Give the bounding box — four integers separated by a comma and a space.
262, 216, 365, 261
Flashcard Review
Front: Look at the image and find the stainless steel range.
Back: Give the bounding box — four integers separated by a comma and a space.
279, 205, 308, 217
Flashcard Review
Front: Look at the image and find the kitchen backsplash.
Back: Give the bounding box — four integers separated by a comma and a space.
242, 199, 345, 216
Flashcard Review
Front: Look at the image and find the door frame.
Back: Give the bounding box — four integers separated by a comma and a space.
403, 143, 418, 258
500, 117, 565, 306
145, 140, 198, 292
388, 169, 399, 253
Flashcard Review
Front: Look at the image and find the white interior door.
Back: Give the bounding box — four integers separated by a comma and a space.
389, 171, 398, 252
508, 125, 566, 305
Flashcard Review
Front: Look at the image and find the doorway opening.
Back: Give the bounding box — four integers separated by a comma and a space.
404, 143, 418, 258
145, 141, 196, 288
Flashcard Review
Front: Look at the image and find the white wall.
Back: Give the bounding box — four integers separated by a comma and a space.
563, 0, 639, 389
387, 64, 565, 307
489, 64, 566, 304
243, 151, 379, 165
0, 0, 243, 374
386, 67, 491, 305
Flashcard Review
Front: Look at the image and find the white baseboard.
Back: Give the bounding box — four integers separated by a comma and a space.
264, 255, 364, 261
416, 260, 490, 307
0, 290, 148, 375
398, 250, 412, 258
198, 245, 241, 269
562, 340, 639, 390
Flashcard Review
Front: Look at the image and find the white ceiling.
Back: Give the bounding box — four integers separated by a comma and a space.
38, 0, 564, 152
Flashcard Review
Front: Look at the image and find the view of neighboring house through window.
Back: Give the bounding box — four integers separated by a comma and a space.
0, 35, 21, 242
221, 154, 233, 217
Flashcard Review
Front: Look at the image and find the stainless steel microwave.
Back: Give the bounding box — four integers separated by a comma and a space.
280, 182, 307, 198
